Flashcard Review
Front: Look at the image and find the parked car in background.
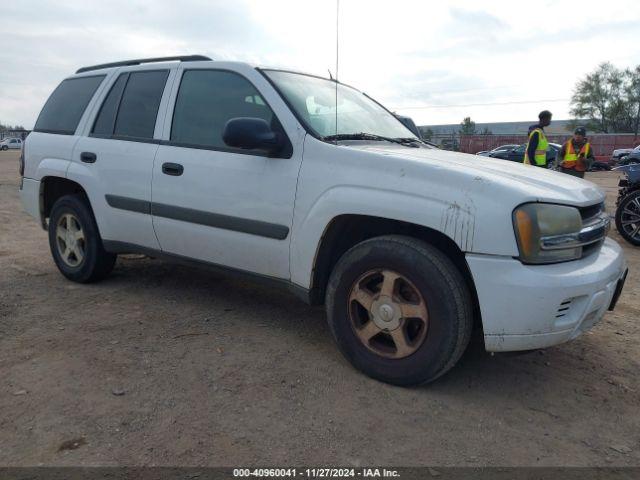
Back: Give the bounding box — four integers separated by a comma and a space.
0, 137, 23, 150
394, 114, 422, 139
612, 145, 640, 162
476, 144, 518, 157
614, 163, 640, 246
392, 115, 438, 148
485, 142, 561, 167
619, 149, 640, 166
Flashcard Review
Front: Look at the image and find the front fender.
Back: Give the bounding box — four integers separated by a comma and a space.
289, 185, 513, 289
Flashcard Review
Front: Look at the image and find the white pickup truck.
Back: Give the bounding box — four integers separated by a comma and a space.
19, 55, 628, 385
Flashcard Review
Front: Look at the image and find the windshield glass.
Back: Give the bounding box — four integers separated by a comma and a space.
264, 70, 418, 140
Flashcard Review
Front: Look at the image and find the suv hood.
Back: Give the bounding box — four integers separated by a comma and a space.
349, 144, 605, 207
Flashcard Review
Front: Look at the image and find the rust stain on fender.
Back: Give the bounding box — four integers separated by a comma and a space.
440, 197, 477, 252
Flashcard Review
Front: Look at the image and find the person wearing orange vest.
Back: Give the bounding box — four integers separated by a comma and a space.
524, 110, 552, 167
558, 127, 594, 178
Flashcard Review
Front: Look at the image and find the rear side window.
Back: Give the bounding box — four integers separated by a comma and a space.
92, 70, 169, 140
92, 74, 128, 136
171, 70, 275, 149
34, 75, 105, 135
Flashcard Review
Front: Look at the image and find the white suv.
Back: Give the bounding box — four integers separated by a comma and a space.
19, 55, 628, 385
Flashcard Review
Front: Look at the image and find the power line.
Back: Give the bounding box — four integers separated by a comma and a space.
394, 98, 570, 110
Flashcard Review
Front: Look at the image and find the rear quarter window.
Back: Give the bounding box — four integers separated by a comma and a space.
91, 70, 169, 140
34, 75, 105, 135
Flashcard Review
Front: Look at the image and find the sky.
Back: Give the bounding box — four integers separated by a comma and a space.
2, 0, 640, 128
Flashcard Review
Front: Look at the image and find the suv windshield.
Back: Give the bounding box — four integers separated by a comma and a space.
263, 70, 419, 142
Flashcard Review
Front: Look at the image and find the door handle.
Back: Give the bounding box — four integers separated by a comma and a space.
162, 162, 184, 176
80, 152, 97, 163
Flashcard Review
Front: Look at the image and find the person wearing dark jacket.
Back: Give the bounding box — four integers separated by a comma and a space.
558, 127, 594, 178
524, 110, 552, 167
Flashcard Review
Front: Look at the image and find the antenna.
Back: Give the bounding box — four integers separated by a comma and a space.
334, 0, 339, 144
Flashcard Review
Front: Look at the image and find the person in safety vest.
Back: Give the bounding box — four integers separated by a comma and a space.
558, 126, 594, 178
524, 110, 552, 167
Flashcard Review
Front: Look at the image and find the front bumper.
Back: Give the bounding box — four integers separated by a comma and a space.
466, 238, 627, 352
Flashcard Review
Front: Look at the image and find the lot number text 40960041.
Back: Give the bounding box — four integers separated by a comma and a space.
233, 468, 401, 478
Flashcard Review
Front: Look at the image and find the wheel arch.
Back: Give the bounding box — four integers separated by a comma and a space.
40, 176, 91, 228
307, 214, 481, 329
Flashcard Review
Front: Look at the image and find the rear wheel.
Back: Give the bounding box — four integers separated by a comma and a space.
48, 194, 116, 282
326, 235, 473, 386
616, 190, 640, 246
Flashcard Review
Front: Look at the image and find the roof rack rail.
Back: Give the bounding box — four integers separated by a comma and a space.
76, 55, 212, 74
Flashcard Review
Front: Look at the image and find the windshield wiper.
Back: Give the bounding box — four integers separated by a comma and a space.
394, 137, 424, 146
323, 132, 420, 147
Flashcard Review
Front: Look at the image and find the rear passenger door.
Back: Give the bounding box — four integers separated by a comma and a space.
151, 67, 303, 279
70, 68, 175, 250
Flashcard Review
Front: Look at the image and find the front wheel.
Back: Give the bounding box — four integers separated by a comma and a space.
48, 194, 117, 282
1, 145, 8, 151
616, 190, 640, 246
326, 235, 473, 386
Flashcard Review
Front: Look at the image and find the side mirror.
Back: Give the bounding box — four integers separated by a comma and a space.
222, 117, 284, 154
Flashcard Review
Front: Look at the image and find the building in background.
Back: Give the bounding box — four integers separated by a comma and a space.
0, 129, 30, 141
419, 120, 579, 150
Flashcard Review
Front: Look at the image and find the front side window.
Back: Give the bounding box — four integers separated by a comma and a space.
171, 70, 275, 149
34, 75, 105, 134
263, 70, 416, 140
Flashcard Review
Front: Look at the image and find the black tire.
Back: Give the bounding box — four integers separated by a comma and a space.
1, 145, 8, 151
326, 235, 473, 386
615, 190, 640, 246
48, 194, 116, 282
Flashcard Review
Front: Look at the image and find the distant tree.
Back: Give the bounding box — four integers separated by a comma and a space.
0, 122, 25, 131
459, 117, 476, 135
569, 62, 640, 133
480, 127, 492, 135
625, 65, 640, 136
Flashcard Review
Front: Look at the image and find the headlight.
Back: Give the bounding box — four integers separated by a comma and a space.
513, 203, 583, 264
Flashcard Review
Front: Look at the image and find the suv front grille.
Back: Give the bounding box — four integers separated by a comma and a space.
578, 202, 608, 259
579, 202, 605, 223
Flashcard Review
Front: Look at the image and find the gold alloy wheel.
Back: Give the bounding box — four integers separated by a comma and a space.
55, 213, 85, 267
348, 269, 428, 359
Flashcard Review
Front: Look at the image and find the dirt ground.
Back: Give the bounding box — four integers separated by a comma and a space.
1, 149, 639, 467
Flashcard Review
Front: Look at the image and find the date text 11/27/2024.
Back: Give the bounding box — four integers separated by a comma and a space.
233, 468, 400, 478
